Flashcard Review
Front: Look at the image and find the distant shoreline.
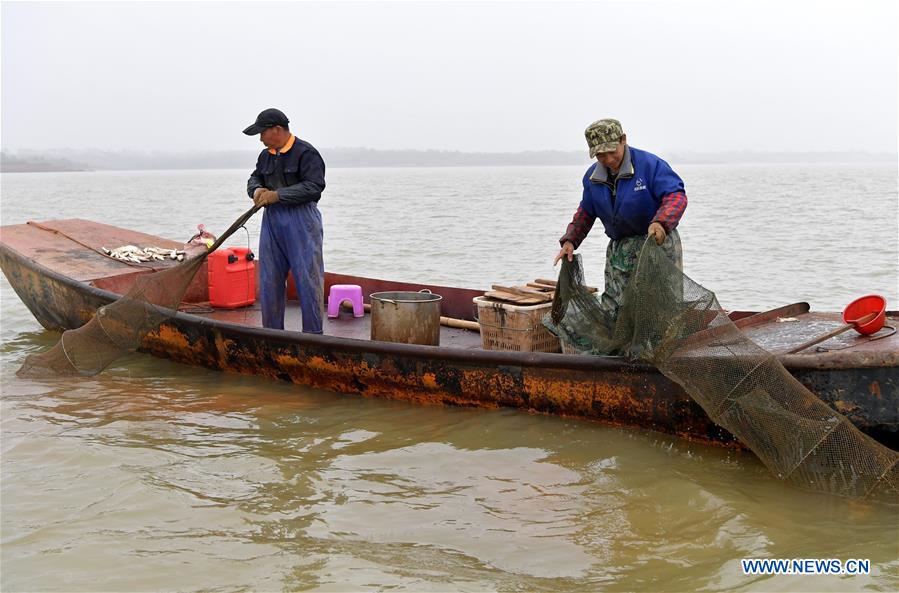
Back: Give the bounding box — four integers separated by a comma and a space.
0, 154, 90, 173
2, 148, 896, 173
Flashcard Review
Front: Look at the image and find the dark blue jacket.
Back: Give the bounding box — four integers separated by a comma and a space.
579, 146, 684, 240
247, 137, 326, 206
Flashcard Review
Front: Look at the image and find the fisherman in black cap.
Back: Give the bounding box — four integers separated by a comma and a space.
244, 108, 326, 333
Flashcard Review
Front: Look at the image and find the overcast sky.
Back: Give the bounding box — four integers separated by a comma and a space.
2, 0, 897, 153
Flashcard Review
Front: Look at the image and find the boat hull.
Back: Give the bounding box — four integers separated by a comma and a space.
2, 244, 897, 449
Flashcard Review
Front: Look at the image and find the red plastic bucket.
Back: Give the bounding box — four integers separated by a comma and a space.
842, 295, 886, 335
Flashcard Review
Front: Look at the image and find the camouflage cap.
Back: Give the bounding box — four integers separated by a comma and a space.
585, 119, 624, 158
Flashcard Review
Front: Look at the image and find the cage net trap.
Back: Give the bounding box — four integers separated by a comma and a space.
546, 243, 898, 502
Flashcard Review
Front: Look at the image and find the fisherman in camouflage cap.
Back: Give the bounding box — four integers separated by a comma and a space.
585, 119, 626, 158
553, 119, 688, 348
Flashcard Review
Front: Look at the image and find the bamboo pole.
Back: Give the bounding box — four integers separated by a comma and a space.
343, 302, 481, 332
786, 312, 878, 354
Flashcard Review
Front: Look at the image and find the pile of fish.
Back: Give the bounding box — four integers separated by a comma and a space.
102, 245, 186, 263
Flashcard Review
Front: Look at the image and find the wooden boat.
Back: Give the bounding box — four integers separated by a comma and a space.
2, 219, 897, 449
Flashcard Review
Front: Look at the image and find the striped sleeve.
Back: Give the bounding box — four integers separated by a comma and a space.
652, 192, 687, 231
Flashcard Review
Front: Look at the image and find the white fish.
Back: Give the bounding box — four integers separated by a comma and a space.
105, 244, 189, 263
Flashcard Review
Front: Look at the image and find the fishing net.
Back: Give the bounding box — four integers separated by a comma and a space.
18, 206, 260, 377
546, 242, 899, 502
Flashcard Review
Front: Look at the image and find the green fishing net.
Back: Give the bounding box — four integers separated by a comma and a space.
546, 242, 898, 502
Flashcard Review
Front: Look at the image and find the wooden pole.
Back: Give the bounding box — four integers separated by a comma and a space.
786, 312, 878, 354
344, 302, 481, 332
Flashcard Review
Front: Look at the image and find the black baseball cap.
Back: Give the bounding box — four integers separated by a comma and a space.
243, 108, 290, 135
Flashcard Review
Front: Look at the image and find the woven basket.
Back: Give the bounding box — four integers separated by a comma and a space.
474, 297, 561, 353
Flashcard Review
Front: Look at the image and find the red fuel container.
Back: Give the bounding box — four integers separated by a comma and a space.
208, 247, 256, 308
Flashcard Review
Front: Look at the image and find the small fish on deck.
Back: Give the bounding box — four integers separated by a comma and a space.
102, 245, 186, 263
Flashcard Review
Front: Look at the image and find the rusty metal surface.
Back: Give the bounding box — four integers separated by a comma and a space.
196, 301, 484, 350
0, 219, 180, 280
745, 312, 899, 354
324, 273, 485, 321
0, 242, 738, 447
2, 220, 898, 450
793, 366, 899, 446
1, 221, 142, 283
748, 312, 899, 370
144, 312, 743, 448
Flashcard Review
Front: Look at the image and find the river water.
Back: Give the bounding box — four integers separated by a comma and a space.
1, 164, 897, 591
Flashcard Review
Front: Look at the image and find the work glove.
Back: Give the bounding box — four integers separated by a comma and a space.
648, 222, 666, 246
254, 189, 280, 207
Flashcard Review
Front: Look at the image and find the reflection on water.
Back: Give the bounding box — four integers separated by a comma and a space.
2, 165, 898, 591
3, 350, 897, 591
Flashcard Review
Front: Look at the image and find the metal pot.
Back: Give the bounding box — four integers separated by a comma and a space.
370, 289, 442, 346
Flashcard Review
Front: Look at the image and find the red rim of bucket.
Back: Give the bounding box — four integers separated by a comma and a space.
842, 294, 886, 335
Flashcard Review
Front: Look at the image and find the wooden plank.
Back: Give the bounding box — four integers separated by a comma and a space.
734, 302, 811, 329
491, 284, 553, 302
516, 287, 554, 300
484, 291, 543, 305
535, 278, 599, 293
526, 282, 555, 291
483, 290, 545, 305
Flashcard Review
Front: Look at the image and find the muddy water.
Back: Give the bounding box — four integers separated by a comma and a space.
1, 164, 897, 591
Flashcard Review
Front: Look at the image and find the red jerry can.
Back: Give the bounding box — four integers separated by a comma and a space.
208, 247, 256, 308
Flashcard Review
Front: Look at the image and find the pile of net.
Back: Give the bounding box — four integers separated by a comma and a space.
18, 205, 259, 377
546, 242, 898, 502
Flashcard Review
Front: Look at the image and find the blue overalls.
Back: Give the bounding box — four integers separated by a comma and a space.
247, 136, 326, 333
258, 203, 324, 333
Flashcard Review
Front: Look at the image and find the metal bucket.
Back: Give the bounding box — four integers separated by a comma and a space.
370, 290, 442, 346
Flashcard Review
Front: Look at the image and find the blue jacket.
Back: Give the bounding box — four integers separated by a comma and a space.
579, 146, 684, 240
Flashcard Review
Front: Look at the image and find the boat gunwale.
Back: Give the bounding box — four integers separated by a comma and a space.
1, 239, 896, 372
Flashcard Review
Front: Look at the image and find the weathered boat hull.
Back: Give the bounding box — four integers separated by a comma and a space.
2, 242, 896, 449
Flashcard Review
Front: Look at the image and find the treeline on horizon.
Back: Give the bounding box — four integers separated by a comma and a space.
1, 147, 896, 173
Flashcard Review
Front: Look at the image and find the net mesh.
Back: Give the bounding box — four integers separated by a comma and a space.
547, 241, 898, 502
18, 206, 259, 377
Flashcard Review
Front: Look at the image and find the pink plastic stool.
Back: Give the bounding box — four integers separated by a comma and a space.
327, 284, 364, 318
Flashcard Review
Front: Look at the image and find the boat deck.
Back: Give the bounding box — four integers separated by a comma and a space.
199, 300, 899, 356
202, 302, 485, 350
2, 218, 898, 359
742, 314, 897, 355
